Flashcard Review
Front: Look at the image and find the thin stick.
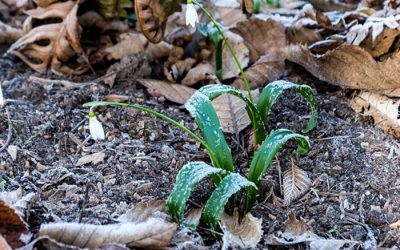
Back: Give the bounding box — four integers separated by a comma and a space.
0, 107, 13, 152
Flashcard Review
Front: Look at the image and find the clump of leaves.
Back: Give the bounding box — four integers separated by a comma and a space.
84, 79, 317, 229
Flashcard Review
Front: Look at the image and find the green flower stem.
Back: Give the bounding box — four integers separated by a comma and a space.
84, 101, 220, 167
193, 0, 253, 102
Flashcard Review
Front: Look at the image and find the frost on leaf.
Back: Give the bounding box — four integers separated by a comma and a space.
283, 165, 312, 205
351, 91, 400, 138
7, 0, 87, 75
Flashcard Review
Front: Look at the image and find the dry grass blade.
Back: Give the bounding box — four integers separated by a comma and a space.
283, 165, 312, 205
350, 91, 400, 137
137, 79, 196, 104
285, 45, 400, 97
38, 219, 177, 249
7, 0, 87, 75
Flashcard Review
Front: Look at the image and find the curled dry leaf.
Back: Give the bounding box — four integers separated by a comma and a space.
38, 219, 177, 249
282, 211, 309, 235
219, 31, 249, 80
212, 90, 259, 133
137, 79, 196, 104
220, 209, 263, 249
350, 91, 400, 137
0, 21, 24, 43
181, 63, 216, 86
7, 1, 87, 75
283, 165, 312, 205
0, 199, 29, 248
284, 44, 400, 97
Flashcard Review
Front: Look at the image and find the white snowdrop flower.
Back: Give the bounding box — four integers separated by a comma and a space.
185, 2, 198, 28
89, 111, 105, 141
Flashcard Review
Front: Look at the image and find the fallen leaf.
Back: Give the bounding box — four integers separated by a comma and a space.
217, 8, 247, 27
104, 33, 148, 60
0, 21, 24, 43
350, 91, 400, 137
137, 79, 196, 104
282, 211, 309, 235
284, 44, 400, 97
219, 31, 249, 80
118, 200, 167, 223
0, 235, 12, 250
232, 56, 286, 89
6, 145, 18, 161
390, 220, 400, 230
7, 0, 87, 75
181, 63, 216, 86
184, 208, 202, 228
212, 89, 259, 133
283, 165, 312, 205
39, 218, 177, 248
76, 152, 106, 166
0, 200, 29, 248
104, 95, 129, 102
232, 19, 286, 63
220, 209, 263, 249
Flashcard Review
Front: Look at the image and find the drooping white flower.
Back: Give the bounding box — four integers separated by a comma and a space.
185, 3, 198, 28
89, 111, 105, 141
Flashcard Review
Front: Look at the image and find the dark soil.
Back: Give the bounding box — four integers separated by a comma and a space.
0, 46, 399, 249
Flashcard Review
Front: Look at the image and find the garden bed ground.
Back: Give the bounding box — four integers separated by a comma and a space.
0, 45, 399, 248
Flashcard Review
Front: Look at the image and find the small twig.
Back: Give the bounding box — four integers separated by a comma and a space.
0, 107, 12, 152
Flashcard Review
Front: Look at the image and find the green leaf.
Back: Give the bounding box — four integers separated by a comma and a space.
166, 162, 225, 223
202, 173, 256, 229
245, 129, 310, 212
198, 84, 266, 144
96, 0, 134, 19
257, 80, 318, 133
185, 92, 234, 172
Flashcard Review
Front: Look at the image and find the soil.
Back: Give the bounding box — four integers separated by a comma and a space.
0, 44, 399, 249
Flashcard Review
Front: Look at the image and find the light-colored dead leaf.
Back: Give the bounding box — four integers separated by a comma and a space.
181, 63, 216, 86
212, 89, 259, 133
232, 56, 286, 89
219, 31, 249, 80
104, 95, 129, 102
104, 33, 147, 60
283, 166, 312, 205
0, 199, 29, 248
184, 208, 202, 228
220, 209, 262, 249
0, 188, 22, 206
137, 79, 196, 104
0, 21, 24, 43
118, 200, 167, 223
351, 91, 400, 137
217, 8, 246, 27
232, 19, 286, 63
282, 211, 309, 235
7, 1, 87, 75
390, 220, 400, 230
6, 145, 18, 161
76, 152, 105, 166
284, 44, 400, 97
38, 218, 177, 248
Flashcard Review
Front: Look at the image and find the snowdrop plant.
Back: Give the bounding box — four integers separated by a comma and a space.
185, 0, 199, 28
83, 78, 317, 229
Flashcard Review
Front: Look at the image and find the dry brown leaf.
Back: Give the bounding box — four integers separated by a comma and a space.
181, 63, 216, 86
7, 0, 87, 75
0, 200, 29, 248
232, 19, 286, 62
184, 208, 202, 228
220, 209, 262, 249
219, 31, 249, 80
76, 152, 105, 166
0, 235, 12, 250
390, 220, 400, 230
137, 79, 196, 104
282, 211, 309, 235
283, 166, 312, 205
284, 44, 400, 97
212, 89, 259, 133
0, 21, 24, 43
350, 91, 400, 137
217, 8, 247, 27
118, 200, 167, 223
232, 56, 286, 89
79, 11, 130, 33
39, 219, 177, 249
104, 33, 148, 60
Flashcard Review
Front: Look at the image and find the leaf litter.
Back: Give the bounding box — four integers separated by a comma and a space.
0, 0, 400, 248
